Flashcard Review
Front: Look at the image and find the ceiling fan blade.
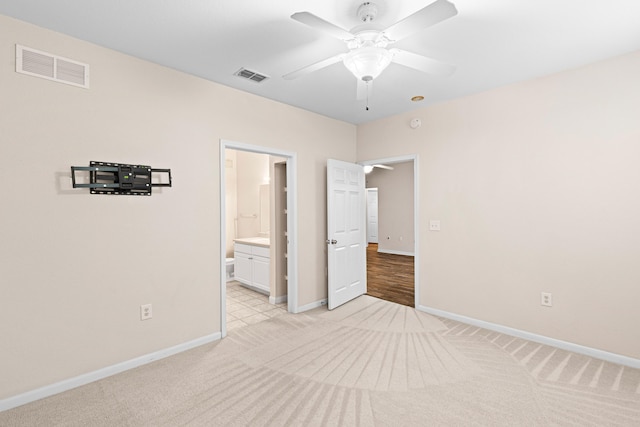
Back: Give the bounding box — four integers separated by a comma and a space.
291, 12, 354, 41
390, 49, 456, 76
374, 164, 394, 170
383, 0, 458, 42
283, 53, 346, 80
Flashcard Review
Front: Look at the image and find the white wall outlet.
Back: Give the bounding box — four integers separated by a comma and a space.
140, 303, 153, 320
429, 220, 441, 231
541, 292, 552, 307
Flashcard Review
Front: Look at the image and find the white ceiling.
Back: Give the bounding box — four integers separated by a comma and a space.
2, 0, 640, 124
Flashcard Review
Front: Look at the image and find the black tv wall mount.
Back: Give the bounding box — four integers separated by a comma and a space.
71, 161, 172, 196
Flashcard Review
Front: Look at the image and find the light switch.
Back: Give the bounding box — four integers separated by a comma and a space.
429, 220, 441, 231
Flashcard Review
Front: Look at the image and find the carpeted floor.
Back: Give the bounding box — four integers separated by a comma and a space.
2, 295, 640, 426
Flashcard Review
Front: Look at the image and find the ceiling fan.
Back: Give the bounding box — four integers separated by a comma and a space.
284, 0, 458, 106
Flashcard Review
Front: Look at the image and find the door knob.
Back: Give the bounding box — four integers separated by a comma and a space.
325, 239, 337, 245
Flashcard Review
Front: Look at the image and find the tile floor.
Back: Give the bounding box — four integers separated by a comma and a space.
226, 280, 288, 331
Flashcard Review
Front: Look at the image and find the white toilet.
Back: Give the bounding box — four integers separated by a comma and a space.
225, 258, 235, 282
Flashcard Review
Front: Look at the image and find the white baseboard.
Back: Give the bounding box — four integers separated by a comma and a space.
269, 295, 287, 304
377, 248, 415, 257
0, 332, 221, 413
296, 298, 327, 313
418, 305, 640, 369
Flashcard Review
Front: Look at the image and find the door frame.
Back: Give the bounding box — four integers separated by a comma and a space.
219, 139, 298, 337
359, 154, 419, 307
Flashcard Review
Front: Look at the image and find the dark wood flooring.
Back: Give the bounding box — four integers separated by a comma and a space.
366, 243, 415, 307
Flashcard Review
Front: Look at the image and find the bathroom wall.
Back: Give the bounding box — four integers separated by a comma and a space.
235, 150, 270, 239
225, 150, 286, 258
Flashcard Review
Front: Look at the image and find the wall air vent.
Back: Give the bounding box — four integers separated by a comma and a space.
234, 68, 269, 83
16, 45, 90, 89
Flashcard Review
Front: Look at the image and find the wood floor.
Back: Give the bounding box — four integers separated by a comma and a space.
366, 243, 415, 307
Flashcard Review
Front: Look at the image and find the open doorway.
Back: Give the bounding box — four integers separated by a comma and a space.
362, 157, 417, 307
220, 140, 298, 338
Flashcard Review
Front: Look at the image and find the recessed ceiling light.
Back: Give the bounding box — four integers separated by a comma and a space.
411, 95, 425, 102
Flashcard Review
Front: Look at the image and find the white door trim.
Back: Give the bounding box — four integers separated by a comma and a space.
219, 139, 298, 338
359, 155, 419, 307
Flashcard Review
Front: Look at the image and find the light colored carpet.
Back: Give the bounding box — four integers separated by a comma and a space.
2, 295, 640, 426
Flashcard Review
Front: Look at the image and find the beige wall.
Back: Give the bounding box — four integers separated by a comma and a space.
357, 50, 640, 359
0, 14, 355, 399
366, 161, 415, 254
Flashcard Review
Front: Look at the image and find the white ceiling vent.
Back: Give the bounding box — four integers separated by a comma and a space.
16, 45, 89, 89
234, 68, 269, 83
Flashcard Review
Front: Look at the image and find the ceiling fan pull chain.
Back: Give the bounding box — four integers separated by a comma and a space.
366, 80, 370, 111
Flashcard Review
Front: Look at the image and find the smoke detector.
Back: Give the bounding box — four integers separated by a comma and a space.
357, 2, 378, 23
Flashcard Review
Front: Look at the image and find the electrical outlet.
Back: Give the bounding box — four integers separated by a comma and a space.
541, 292, 552, 307
140, 303, 153, 320
429, 220, 441, 231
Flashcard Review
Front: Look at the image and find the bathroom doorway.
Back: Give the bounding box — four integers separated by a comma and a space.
220, 140, 298, 337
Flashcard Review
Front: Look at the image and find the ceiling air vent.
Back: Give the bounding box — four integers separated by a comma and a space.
16, 44, 89, 89
234, 68, 269, 83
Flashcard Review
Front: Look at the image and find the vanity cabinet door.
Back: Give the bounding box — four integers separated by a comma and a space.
234, 252, 253, 285
252, 255, 270, 292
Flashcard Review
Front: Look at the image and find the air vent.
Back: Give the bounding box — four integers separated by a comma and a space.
234, 68, 269, 83
16, 45, 89, 89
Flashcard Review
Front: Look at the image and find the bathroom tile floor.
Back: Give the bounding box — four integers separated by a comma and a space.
226, 280, 288, 331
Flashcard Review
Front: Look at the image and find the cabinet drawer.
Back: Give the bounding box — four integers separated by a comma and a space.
234, 243, 252, 255
252, 245, 270, 258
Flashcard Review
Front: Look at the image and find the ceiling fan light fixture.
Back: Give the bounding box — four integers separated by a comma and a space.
343, 47, 392, 81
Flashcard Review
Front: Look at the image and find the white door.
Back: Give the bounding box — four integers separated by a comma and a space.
366, 188, 378, 243
327, 159, 367, 310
